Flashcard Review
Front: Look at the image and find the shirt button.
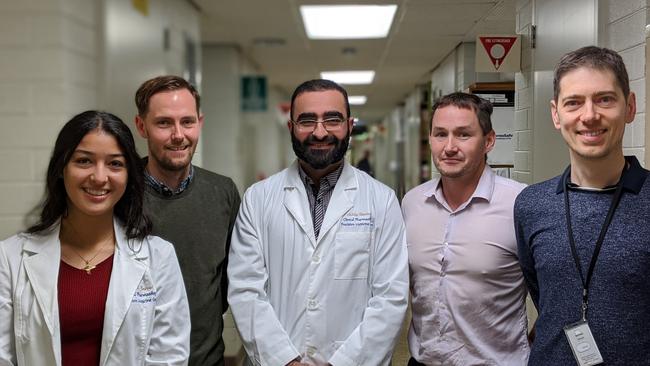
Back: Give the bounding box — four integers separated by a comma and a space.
306, 346, 316, 357
308, 299, 318, 310
312, 255, 320, 263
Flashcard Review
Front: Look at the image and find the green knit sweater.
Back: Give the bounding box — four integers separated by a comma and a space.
144, 166, 240, 366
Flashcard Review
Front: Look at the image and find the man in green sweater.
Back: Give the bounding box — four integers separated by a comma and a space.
134, 75, 241, 366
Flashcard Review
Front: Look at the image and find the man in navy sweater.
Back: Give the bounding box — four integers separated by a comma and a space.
515, 46, 650, 365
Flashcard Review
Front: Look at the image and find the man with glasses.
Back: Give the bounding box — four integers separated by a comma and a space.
228, 79, 409, 366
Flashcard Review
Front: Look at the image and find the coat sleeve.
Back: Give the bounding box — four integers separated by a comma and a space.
227, 188, 300, 366
329, 192, 409, 366
145, 243, 191, 366
0, 241, 16, 366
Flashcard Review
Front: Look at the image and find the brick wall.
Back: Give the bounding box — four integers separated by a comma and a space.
601, 0, 648, 164
513, 0, 534, 184
0, 0, 98, 238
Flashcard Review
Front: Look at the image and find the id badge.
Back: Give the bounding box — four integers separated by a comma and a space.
563, 321, 604, 366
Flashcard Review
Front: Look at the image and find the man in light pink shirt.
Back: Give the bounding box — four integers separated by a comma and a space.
402, 92, 529, 365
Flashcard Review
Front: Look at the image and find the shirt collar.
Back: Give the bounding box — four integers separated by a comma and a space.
424, 165, 495, 205
555, 155, 648, 194
298, 162, 344, 192
144, 161, 194, 197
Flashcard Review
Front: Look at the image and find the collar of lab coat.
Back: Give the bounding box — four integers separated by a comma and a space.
22, 218, 148, 363
283, 160, 358, 247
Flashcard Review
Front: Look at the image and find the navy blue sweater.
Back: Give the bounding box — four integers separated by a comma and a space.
514, 156, 650, 365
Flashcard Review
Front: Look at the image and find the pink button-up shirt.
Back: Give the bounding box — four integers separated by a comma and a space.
402, 166, 529, 365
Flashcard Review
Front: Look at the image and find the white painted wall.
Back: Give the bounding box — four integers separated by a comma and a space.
245, 87, 291, 187
403, 88, 424, 191
0, 0, 99, 238
431, 52, 457, 97
101, 0, 201, 162
201, 45, 244, 189
514, 0, 648, 185
0, 0, 201, 238
201, 45, 293, 192
600, 0, 648, 164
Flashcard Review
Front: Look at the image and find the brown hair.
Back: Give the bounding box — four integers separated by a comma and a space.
553, 46, 630, 101
135, 75, 200, 116
431, 92, 493, 135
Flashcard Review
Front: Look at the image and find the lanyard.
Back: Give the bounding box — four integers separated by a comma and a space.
563, 168, 625, 321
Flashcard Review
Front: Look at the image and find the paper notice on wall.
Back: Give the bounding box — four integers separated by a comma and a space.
487, 107, 515, 165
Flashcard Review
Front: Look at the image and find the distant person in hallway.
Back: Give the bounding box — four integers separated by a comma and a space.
227, 79, 408, 366
515, 46, 650, 365
0, 111, 190, 365
402, 92, 529, 365
135, 76, 241, 366
356, 150, 374, 177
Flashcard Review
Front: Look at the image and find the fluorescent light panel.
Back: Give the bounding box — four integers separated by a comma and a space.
321, 71, 375, 85
348, 96, 367, 105
301, 5, 397, 39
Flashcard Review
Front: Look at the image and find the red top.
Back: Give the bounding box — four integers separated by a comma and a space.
58, 255, 114, 366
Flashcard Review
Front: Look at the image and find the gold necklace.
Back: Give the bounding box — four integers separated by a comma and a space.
67, 240, 113, 274
61, 221, 115, 275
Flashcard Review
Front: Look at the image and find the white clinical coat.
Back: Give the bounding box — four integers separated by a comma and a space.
227, 161, 409, 366
0, 219, 190, 366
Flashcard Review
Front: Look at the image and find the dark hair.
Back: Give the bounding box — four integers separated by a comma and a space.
431, 92, 493, 135
27, 111, 152, 240
290, 79, 351, 120
135, 75, 201, 116
553, 46, 630, 101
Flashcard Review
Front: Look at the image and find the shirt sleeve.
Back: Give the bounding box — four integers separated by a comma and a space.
514, 194, 540, 307
328, 192, 409, 366
227, 188, 301, 366
0, 241, 17, 365
145, 242, 191, 365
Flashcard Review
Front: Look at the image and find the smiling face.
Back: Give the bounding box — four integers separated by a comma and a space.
429, 105, 495, 181
288, 89, 353, 170
135, 88, 203, 176
63, 129, 128, 220
551, 66, 636, 164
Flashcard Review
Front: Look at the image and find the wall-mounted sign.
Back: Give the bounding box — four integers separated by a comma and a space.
241, 76, 267, 111
475, 35, 521, 72
474, 90, 515, 166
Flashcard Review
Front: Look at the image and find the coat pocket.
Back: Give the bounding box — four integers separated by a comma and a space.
334, 232, 371, 280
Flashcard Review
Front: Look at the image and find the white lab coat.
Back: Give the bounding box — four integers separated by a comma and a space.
0, 219, 190, 366
227, 161, 409, 366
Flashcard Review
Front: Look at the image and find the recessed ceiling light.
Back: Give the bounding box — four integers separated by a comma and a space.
348, 96, 368, 105
321, 71, 375, 85
301, 5, 398, 39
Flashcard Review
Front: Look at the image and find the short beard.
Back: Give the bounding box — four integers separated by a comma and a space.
291, 127, 350, 170
151, 150, 193, 172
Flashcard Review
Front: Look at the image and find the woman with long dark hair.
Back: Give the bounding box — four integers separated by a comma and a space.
0, 111, 190, 365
